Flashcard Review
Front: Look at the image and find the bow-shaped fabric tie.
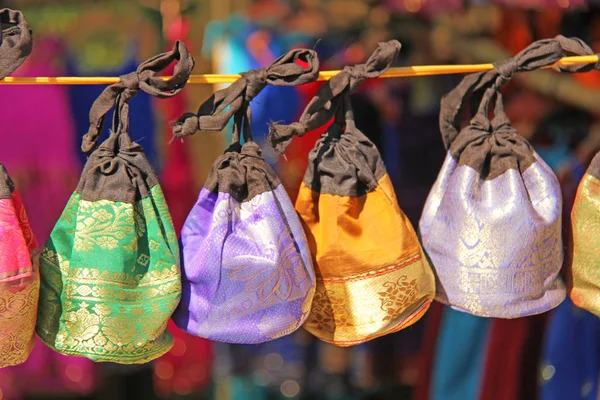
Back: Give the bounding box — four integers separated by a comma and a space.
440, 35, 600, 149
81, 41, 195, 155
172, 48, 320, 139
267, 40, 401, 155
0, 9, 32, 80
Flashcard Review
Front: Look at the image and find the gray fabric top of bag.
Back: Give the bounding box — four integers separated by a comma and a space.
267, 40, 401, 197
440, 35, 600, 180
172, 48, 320, 203
77, 41, 195, 203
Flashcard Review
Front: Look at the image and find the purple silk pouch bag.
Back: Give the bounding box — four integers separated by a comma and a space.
419, 36, 595, 318
172, 49, 319, 343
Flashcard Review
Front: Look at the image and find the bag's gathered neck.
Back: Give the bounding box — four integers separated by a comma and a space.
0, 9, 32, 80
440, 35, 600, 150
172, 48, 320, 147
81, 41, 195, 155
267, 40, 401, 155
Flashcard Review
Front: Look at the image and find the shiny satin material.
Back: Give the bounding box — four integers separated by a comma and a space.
0, 189, 39, 368
174, 184, 316, 344
571, 166, 600, 316
420, 152, 565, 318
297, 174, 435, 346
36, 185, 181, 364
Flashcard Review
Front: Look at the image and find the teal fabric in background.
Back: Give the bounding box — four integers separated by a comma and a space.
431, 307, 492, 400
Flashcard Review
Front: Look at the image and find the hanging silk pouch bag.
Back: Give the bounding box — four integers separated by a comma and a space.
172, 49, 319, 344
36, 42, 195, 363
268, 40, 436, 347
0, 8, 39, 368
419, 36, 596, 318
570, 152, 600, 315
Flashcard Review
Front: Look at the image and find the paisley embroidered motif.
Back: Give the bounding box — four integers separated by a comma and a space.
73, 202, 134, 252
305, 288, 353, 334
0, 278, 39, 368
379, 276, 418, 322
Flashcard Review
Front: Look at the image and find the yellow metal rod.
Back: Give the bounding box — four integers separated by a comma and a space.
0, 55, 597, 85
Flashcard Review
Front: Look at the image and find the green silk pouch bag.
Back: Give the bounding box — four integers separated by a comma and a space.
36, 42, 194, 363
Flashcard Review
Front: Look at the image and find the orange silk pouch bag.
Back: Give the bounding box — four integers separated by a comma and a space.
268, 41, 435, 346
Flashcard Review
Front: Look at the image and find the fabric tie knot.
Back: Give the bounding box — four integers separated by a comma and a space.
83, 41, 195, 155
493, 58, 517, 83
344, 64, 369, 91
173, 48, 320, 142
119, 71, 141, 93
243, 68, 268, 101
441, 35, 600, 149
267, 122, 307, 155
172, 113, 200, 139
268, 40, 401, 155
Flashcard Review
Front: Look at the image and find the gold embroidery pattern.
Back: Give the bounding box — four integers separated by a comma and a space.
306, 288, 353, 334
420, 160, 565, 317
378, 276, 418, 322
0, 193, 39, 367
37, 187, 181, 364
304, 254, 435, 346
0, 278, 39, 367
73, 202, 135, 252
38, 248, 180, 363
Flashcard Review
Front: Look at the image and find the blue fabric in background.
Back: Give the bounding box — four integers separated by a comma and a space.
205, 20, 301, 168
540, 297, 600, 400
431, 307, 491, 400
65, 46, 159, 171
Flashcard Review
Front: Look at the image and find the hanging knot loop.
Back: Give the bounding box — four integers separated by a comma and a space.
172, 48, 320, 143
268, 40, 401, 155
0, 9, 32, 80
343, 64, 369, 89
172, 113, 201, 139
242, 67, 268, 101
268, 122, 307, 154
119, 71, 141, 92
492, 58, 518, 83
440, 35, 600, 150
82, 41, 195, 155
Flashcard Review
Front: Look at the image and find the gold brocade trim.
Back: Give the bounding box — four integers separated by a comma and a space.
0, 278, 39, 367
318, 254, 422, 283
40, 248, 180, 289
311, 300, 432, 347
38, 252, 180, 363
304, 254, 435, 346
